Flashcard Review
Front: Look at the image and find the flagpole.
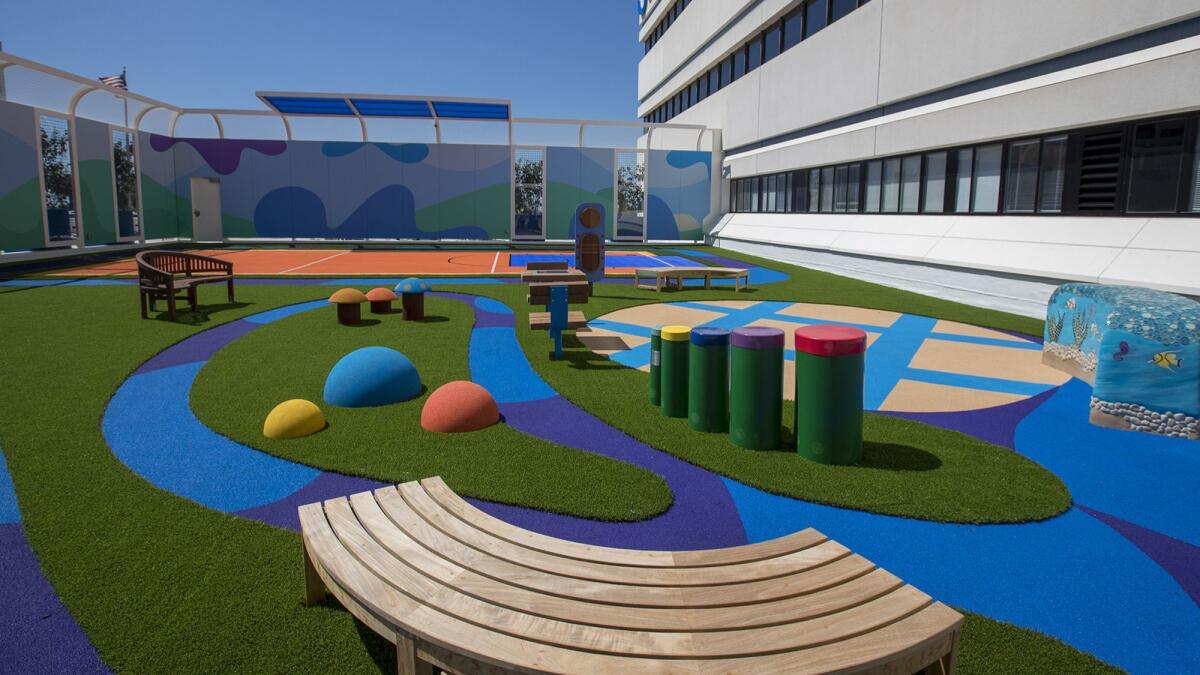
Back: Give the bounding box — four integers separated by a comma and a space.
121, 66, 128, 130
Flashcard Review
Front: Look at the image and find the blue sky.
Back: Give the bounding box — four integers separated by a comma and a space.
1, 0, 643, 120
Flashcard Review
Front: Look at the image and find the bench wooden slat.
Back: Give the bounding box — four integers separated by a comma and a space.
421, 477, 824, 569
397, 481, 836, 587
529, 311, 588, 330
301, 479, 964, 673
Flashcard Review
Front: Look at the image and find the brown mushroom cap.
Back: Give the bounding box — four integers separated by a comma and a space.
329, 288, 368, 304
365, 287, 398, 302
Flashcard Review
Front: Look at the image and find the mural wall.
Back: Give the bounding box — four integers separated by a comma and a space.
0, 100, 44, 252
648, 149, 711, 242
2, 97, 713, 249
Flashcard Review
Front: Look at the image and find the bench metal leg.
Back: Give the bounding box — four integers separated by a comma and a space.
139, 290, 148, 319
302, 540, 326, 606
227, 278, 235, 302
396, 633, 435, 675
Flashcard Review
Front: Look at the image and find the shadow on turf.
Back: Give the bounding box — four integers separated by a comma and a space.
149, 301, 253, 325
551, 335, 630, 371
766, 427, 942, 471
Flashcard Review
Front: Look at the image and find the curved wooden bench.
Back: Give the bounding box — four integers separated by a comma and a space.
135, 250, 234, 321
300, 477, 962, 674
634, 267, 750, 292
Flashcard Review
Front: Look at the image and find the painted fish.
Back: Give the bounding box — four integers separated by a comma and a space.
1149, 351, 1183, 372
1113, 341, 1130, 361
1066, 298, 1077, 310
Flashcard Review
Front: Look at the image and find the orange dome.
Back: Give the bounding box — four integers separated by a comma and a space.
329, 288, 367, 304
366, 287, 397, 302
421, 381, 500, 433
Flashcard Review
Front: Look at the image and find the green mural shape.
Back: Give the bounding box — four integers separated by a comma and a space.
0, 178, 46, 251
139, 175, 192, 240
79, 159, 118, 246
222, 212, 257, 239
415, 183, 510, 240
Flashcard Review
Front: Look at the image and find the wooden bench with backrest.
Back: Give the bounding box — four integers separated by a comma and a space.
635, 266, 750, 292
300, 476, 963, 674
135, 250, 234, 321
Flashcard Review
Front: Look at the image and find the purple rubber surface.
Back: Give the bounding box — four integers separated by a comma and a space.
236, 472, 384, 531
1080, 505, 1200, 607
731, 326, 785, 349
0, 524, 109, 674
134, 319, 259, 375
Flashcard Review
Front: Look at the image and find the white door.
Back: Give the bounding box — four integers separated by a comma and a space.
190, 177, 222, 242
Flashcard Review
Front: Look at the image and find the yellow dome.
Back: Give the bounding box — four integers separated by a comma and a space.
263, 399, 326, 439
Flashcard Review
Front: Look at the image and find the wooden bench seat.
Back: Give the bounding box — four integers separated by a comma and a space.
528, 281, 591, 306
634, 266, 750, 292
300, 476, 963, 674
529, 310, 587, 330
136, 250, 234, 321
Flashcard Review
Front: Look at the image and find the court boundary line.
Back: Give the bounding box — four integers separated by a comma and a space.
278, 250, 351, 274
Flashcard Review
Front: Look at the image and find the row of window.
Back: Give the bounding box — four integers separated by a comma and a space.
643, 0, 870, 125
642, 0, 692, 54
730, 114, 1200, 217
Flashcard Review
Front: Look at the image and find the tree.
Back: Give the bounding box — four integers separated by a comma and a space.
514, 157, 543, 215
617, 161, 645, 214
113, 133, 138, 211
40, 126, 74, 209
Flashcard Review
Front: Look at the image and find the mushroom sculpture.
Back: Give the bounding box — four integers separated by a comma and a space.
394, 277, 432, 321
329, 288, 367, 325
366, 287, 398, 314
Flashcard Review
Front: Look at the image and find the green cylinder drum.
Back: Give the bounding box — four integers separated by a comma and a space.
729, 327, 785, 450
794, 325, 867, 465
649, 327, 662, 406
688, 327, 731, 432
659, 325, 691, 418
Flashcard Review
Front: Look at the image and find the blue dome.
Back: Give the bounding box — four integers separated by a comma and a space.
323, 346, 421, 408
395, 277, 430, 294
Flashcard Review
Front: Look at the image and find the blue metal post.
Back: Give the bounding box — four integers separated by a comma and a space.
549, 285, 567, 359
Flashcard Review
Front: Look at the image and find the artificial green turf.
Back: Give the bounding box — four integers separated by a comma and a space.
0, 252, 1112, 673
192, 295, 671, 521
447, 276, 1071, 524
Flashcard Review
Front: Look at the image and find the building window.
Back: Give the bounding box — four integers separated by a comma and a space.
747, 36, 763, 72
732, 48, 746, 80
900, 155, 921, 213
972, 144, 1003, 213
831, 0, 857, 23
764, 22, 782, 62
808, 168, 821, 212
697, 74, 708, 102
1004, 139, 1041, 213
923, 152, 947, 213
864, 160, 882, 212
882, 158, 901, 212
782, 7, 804, 51
805, 0, 829, 38
721, 57, 732, 87
1127, 118, 1187, 213
820, 166, 835, 212
1039, 136, 1068, 213
846, 163, 861, 212
1190, 131, 1200, 212
764, 174, 777, 212
833, 165, 849, 212
953, 148, 973, 213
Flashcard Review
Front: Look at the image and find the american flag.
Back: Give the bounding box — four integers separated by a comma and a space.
98, 71, 127, 90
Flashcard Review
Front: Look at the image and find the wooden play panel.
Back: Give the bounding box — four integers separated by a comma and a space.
587, 300, 1069, 414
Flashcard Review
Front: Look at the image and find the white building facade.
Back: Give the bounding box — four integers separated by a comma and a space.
638, 0, 1200, 316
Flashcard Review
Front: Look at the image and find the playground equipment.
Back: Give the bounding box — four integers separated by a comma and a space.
659, 325, 691, 418
328, 288, 367, 325
794, 326, 867, 465
263, 399, 326, 440
688, 327, 730, 432
527, 269, 589, 359
366, 287, 397, 314
394, 278, 431, 321
573, 203, 606, 283
730, 327, 785, 450
421, 381, 500, 433
323, 346, 422, 408
1043, 283, 1199, 439
648, 327, 662, 406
